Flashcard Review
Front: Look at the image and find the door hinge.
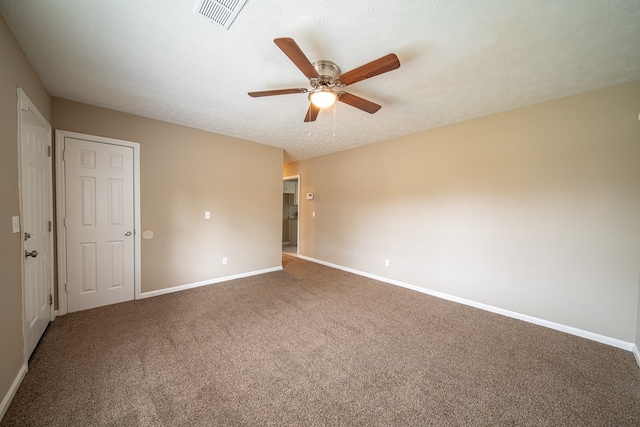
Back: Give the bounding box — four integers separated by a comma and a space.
49, 294, 53, 306
47, 146, 52, 157
48, 221, 52, 232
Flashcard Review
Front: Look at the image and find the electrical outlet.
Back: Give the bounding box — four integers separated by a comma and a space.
205, 211, 211, 219
312, 211, 316, 217
222, 257, 228, 265
385, 259, 390, 267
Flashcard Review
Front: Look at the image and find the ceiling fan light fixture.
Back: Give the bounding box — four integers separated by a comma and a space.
309, 88, 337, 108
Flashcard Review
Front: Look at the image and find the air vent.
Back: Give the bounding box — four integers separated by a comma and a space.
195, 0, 247, 30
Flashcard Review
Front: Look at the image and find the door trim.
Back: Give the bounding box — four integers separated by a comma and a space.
17, 88, 53, 361
55, 130, 141, 315
283, 175, 300, 255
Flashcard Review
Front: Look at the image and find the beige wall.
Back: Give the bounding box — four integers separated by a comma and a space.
53, 99, 283, 292
0, 14, 52, 412
285, 81, 640, 343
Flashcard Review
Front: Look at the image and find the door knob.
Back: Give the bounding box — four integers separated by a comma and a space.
25, 250, 38, 258
124, 231, 132, 236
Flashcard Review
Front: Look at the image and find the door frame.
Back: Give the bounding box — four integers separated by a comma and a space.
55, 130, 141, 315
283, 174, 300, 255
17, 88, 54, 360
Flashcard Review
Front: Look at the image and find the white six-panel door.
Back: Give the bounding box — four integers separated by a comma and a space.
19, 90, 53, 358
64, 138, 135, 312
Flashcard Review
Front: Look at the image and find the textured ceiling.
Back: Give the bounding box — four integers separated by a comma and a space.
2, 0, 639, 162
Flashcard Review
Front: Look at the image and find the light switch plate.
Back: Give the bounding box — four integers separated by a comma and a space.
205, 211, 211, 219
12, 216, 20, 233
306, 193, 314, 200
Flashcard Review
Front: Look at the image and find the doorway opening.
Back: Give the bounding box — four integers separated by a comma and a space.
282, 175, 299, 255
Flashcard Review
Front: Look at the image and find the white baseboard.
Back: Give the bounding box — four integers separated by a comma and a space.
298, 255, 636, 352
0, 363, 27, 422
139, 266, 283, 299
633, 345, 640, 368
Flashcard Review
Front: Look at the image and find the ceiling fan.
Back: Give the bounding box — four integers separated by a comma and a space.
248, 37, 401, 122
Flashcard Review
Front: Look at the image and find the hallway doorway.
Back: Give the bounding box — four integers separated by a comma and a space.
282, 175, 299, 255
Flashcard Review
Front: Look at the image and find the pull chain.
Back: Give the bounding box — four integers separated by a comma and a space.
333, 101, 337, 138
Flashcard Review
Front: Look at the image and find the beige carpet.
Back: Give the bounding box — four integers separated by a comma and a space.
3, 254, 640, 426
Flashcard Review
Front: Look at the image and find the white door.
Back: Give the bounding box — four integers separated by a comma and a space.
19, 90, 53, 358
64, 138, 135, 312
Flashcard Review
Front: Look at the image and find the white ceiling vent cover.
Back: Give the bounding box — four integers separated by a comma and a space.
195, 0, 247, 30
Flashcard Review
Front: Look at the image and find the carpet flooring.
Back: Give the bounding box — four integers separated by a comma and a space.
3, 254, 640, 426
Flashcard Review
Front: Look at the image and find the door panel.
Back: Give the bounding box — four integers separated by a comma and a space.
65, 138, 135, 312
20, 97, 53, 358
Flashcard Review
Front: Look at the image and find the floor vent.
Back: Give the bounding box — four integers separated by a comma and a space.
195, 0, 247, 30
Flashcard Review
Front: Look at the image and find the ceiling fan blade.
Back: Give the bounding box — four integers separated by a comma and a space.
304, 103, 320, 122
274, 37, 320, 80
338, 92, 381, 114
337, 53, 400, 86
248, 88, 308, 97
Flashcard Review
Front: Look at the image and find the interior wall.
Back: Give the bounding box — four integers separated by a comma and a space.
285, 80, 640, 343
0, 14, 52, 412
53, 99, 283, 293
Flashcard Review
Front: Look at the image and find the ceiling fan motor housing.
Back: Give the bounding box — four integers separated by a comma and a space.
312, 60, 341, 86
